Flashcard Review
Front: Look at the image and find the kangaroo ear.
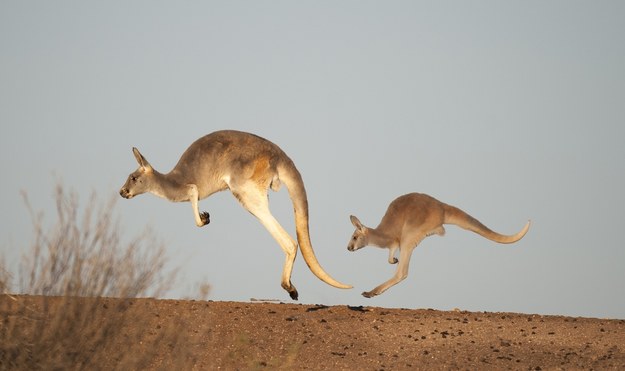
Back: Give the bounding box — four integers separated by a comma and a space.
132, 147, 152, 172
350, 215, 364, 230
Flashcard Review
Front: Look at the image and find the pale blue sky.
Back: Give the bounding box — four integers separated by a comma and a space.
2, 1, 624, 319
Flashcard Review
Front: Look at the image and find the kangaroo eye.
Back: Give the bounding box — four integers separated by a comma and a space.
131, 176, 137, 182
352, 236, 357, 241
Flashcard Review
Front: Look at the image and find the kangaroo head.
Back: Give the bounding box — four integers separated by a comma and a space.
347, 215, 369, 252
119, 147, 155, 199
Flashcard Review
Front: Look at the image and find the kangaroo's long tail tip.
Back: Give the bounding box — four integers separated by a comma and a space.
324, 279, 352, 290
512, 219, 531, 242
305, 256, 354, 290
524, 219, 532, 231
323, 278, 354, 289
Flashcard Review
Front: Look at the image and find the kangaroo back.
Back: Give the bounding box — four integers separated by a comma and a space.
443, 204, 530, 244
278, 160, 351, 289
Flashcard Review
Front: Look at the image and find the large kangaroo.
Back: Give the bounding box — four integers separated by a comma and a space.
347, 192, 530, 298
119, 130, 351, 300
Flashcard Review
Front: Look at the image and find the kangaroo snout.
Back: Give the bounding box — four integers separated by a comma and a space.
347, 244, 361, 252
119, 188, 133, 199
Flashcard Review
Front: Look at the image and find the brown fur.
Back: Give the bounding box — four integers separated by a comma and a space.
348, 192, 530, 298
120, 130, 351, 300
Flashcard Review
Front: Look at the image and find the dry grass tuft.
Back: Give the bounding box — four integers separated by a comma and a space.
0, 184, 197, 370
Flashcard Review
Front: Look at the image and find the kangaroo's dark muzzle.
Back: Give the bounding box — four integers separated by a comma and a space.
119, 188, 132, 199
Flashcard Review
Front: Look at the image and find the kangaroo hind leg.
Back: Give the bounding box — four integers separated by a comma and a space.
363, 234, 425, 298
231, 183, 299, 300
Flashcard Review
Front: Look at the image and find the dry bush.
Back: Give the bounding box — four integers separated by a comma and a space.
0, 184, 196, 370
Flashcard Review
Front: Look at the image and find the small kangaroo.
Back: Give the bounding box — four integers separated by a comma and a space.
119, 130, 352, 300
347, 192, 530, 298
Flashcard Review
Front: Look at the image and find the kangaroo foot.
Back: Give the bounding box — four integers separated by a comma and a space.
289, 289, 299, 301
362, 291, 377, 298
282, 282, 299, 300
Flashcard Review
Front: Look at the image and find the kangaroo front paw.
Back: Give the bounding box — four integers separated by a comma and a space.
389, 257, 398, 264
362, 291, 377, 298
199, 211, 210, 226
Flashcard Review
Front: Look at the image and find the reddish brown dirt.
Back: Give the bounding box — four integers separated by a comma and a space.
3, 295, 624, 370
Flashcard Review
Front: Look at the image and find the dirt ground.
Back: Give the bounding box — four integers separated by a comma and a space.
2, 295, 624, 370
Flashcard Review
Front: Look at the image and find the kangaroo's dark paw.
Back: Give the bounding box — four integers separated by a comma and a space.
200, 211, 210, 226
283, 282, 299, 300
362, 291, 376, 298
289, 289, 299, 301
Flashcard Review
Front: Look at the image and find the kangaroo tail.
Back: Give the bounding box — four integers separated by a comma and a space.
443, 204, 530, 244
278, 161, 352, 289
